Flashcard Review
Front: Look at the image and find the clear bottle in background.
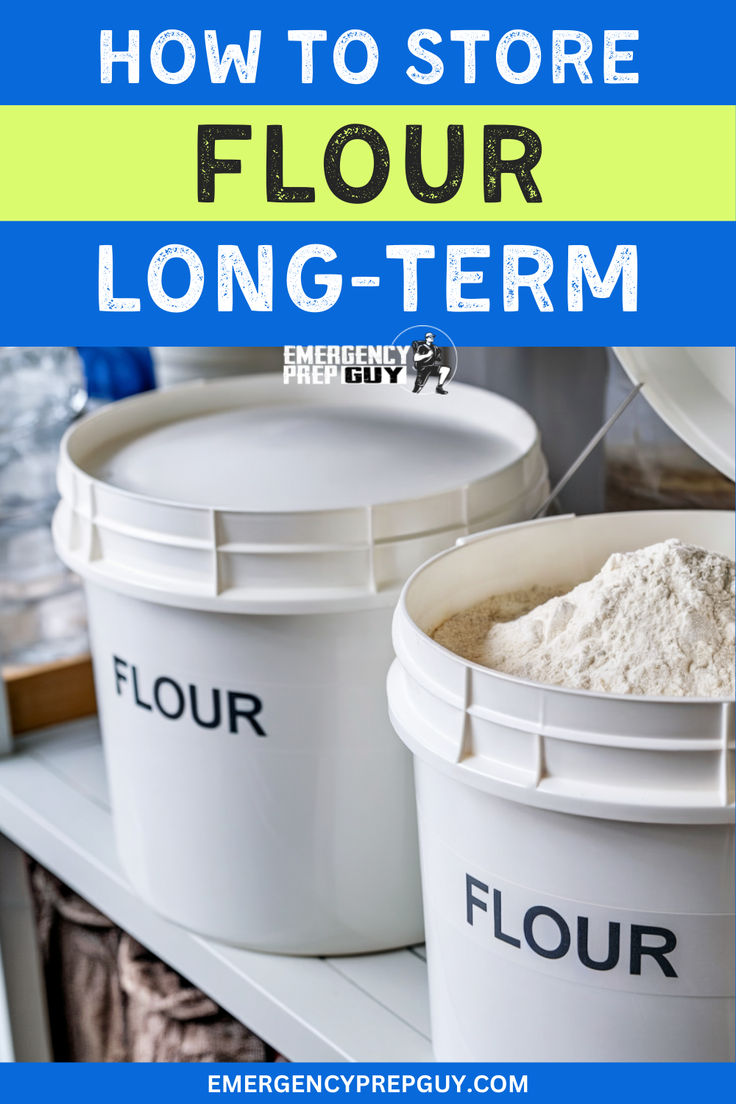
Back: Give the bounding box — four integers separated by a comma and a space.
0, 347, 89, 666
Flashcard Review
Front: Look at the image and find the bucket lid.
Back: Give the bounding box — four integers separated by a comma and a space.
54, 375, 547, 612
613, 347, 735, 481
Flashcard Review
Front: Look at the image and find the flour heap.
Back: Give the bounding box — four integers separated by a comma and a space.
439, 540, 735, 697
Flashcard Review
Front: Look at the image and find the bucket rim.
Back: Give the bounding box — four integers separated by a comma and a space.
53, 374, 550, 613
394, 508, 736, 708
58, 374, 543, 518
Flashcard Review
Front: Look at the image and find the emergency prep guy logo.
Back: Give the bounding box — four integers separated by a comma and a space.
283, 328, 458, 392
408, 331, 457, 394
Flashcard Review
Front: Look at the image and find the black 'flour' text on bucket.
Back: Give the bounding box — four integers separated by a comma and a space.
466, 874, 678, 978
112, 656, 267, 736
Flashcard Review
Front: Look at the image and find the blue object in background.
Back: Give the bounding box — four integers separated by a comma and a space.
77, 347, 155, 401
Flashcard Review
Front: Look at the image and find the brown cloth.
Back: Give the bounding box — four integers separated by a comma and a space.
118, 935, 269, 1062
27, 860, 283, 1063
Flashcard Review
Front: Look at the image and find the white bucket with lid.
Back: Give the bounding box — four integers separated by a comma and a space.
389, 509, 735, 1060
53, 375, 548, 953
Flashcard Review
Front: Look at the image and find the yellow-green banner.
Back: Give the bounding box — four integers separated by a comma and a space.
2, 104, 733, 221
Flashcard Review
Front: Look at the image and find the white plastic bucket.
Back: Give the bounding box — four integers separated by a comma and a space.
388, 510, 735, 1059
152, 347, 283, 388
53, 375, 548, 953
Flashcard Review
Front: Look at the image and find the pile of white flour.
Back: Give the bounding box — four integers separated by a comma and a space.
433, 540, 735, 697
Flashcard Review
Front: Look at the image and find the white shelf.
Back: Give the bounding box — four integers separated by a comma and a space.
0, 719, 432, 1062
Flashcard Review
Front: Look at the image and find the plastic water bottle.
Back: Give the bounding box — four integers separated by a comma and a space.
0, 347, 89, 665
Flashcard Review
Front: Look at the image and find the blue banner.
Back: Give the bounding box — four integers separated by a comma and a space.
0, 1062, 734, 1100
1, 221, 732, 345
0, 0, 733, 105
